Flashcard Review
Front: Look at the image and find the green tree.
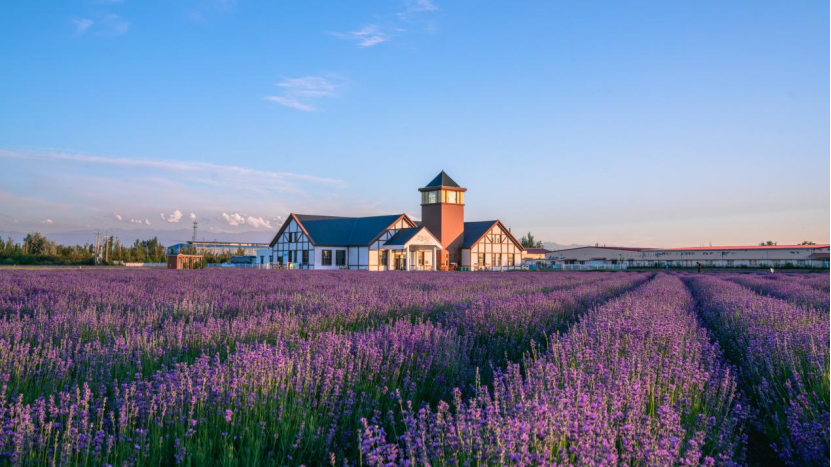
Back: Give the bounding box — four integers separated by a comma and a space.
520, 231, 544, 249
23, 232, 56, 256
799, 240, 816, 245
759, 240, 777, 246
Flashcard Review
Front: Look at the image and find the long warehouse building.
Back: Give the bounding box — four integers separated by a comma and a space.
546, 244, 830, 268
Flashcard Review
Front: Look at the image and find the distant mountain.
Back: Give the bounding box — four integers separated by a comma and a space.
543, 242, 587, 251
0, 229, 275, 247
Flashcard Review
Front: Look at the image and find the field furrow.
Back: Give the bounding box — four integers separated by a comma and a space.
685, 275, 830, 466
361, 274, 748, 465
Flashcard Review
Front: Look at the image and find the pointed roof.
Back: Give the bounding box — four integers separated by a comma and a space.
269, 213, 416, 247
424, 170, 461, 188
461, 220, 525, 251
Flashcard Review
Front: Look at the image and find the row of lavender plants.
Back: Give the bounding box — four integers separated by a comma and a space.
0, 270, 647, 465
0, 271, 645, 398
723, 274, 829, 314
685, 275, 829, 465
360, 274, 749, 465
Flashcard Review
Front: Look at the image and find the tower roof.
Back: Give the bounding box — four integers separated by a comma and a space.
424, 170, 460, 188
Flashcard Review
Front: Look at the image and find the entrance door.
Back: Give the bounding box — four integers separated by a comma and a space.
394, 252, 406, 270
417, 250, 425, 270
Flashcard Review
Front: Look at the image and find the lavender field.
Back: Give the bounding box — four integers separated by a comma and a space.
0, 270, 826, 466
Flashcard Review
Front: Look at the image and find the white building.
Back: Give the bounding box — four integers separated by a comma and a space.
546, 244, 830, 268
268, 172, 525, 271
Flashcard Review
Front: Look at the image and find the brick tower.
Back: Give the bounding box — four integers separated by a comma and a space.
419, 171, 466, 268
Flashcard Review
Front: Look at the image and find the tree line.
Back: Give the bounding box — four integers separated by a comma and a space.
0, 232, 250, 265
0, 233, 169, 265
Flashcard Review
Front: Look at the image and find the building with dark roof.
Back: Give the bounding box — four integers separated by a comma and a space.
268, 171, 524, 270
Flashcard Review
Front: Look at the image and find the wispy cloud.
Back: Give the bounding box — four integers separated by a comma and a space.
331, 25, 391, 48
333, 0, 438, 48
0, 150, 345, 187
403, 0, 438, 14
98, 13, 130, 36
264, 76, 341, 112
72, 13, 130, 36
73, 18, 94, 34
42, 219, 54, 224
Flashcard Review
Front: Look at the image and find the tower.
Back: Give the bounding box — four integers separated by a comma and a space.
419, 171, 466, 267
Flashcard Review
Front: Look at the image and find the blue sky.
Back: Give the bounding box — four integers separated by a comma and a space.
1, 0, 828, 247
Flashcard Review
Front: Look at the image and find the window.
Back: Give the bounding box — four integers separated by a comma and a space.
336, 250, 346, 266
507, 254, 515, 266
478, 253, 485, 266
493, 253, 502, 267
302, 250, 309, 265
322, 250, 332, 266
447, 190, 457, 204
427, 191, 438, 204
260, 256, 264, 264
379, 250, 388, 267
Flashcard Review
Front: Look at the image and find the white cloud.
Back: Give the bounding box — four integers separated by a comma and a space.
189, 212, 196, 220
332, 25, 391, 48
42, 219, 54, 224
129, 218, 144, 224
73, 18, 94, 34
145, 219, 151, 225
246, 216, 272, 229
220, 212, 272, 229
264, 76, 340, 112
162, 210, 183, 223
115, 214, 123, 221
221, 212, 245, 226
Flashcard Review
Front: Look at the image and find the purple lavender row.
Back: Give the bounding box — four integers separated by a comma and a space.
0, 320, 474, 465
0, 270, 648, 464
0, 271, 647, 399
360, 274, 748, 466
685, 275, 829, 466
724, 274, 829, 314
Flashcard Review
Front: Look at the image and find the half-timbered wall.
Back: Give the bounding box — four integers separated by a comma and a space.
272, 218, 314, 269
368, 217, 416, 271
463, 223, 523, 270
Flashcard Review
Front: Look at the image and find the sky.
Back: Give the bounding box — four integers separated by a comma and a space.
0, 0, 828, 247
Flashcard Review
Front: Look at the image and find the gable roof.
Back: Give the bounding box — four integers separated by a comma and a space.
270, 213, 414, 247
296, 214, 409, 246
424, 170, 460, 188
383, 228, 423, 246
461, 220, 525, 251
383, 226, 440, 247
